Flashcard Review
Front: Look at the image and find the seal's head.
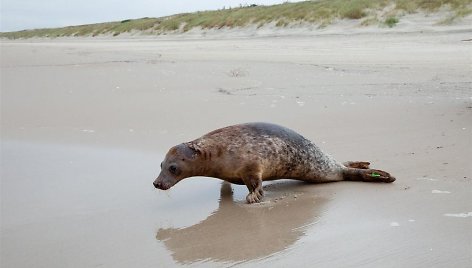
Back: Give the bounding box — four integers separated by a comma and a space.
153, 143, 199, 190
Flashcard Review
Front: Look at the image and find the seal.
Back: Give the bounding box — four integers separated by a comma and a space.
153, 122, 395, 203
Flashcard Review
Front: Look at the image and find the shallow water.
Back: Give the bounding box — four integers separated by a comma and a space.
1, 140, 328, 267
1, 141, 169, 267
3, 140, 471, 268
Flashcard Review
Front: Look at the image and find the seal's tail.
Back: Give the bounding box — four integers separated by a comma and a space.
343, 161, 371, 169
342, 161, 396, 183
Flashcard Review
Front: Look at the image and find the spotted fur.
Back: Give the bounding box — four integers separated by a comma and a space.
153, 122, 395, 203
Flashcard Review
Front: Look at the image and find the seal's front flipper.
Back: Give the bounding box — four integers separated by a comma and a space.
343, 161, 370, 169
243, 176, 264, 204
246, 189, 263, 204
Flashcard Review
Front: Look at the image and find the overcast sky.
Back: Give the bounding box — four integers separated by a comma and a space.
0, 0, 305, 32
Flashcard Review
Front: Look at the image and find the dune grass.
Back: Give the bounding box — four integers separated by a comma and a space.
1, 0, 471, 39
384, 16, 399, 27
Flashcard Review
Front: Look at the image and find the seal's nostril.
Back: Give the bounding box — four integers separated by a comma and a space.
153, 182, 159, 188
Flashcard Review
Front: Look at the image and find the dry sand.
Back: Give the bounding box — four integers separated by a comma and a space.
1, 29, 471, 267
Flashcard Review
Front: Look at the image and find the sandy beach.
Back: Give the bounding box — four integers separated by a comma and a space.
1, 29, 471, 267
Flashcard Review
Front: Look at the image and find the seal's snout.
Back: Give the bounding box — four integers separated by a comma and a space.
153, 180, 167, 190
153, 178, 172, 190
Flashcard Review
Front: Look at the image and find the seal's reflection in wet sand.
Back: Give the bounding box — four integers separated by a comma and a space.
156, 182, 327, 263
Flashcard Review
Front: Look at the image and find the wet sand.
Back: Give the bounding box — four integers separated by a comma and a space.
1, 30, 471, 267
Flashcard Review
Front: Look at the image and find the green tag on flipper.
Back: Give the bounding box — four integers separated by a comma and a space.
371, 172, 381, 177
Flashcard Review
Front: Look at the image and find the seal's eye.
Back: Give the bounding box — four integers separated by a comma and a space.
169, 165, 177, 174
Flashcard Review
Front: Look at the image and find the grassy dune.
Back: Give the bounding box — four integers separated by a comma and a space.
1, 0, 471, 39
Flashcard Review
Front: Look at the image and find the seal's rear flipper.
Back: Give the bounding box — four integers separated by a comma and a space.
343, 161, 370, 169
343, 168, 395, 183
